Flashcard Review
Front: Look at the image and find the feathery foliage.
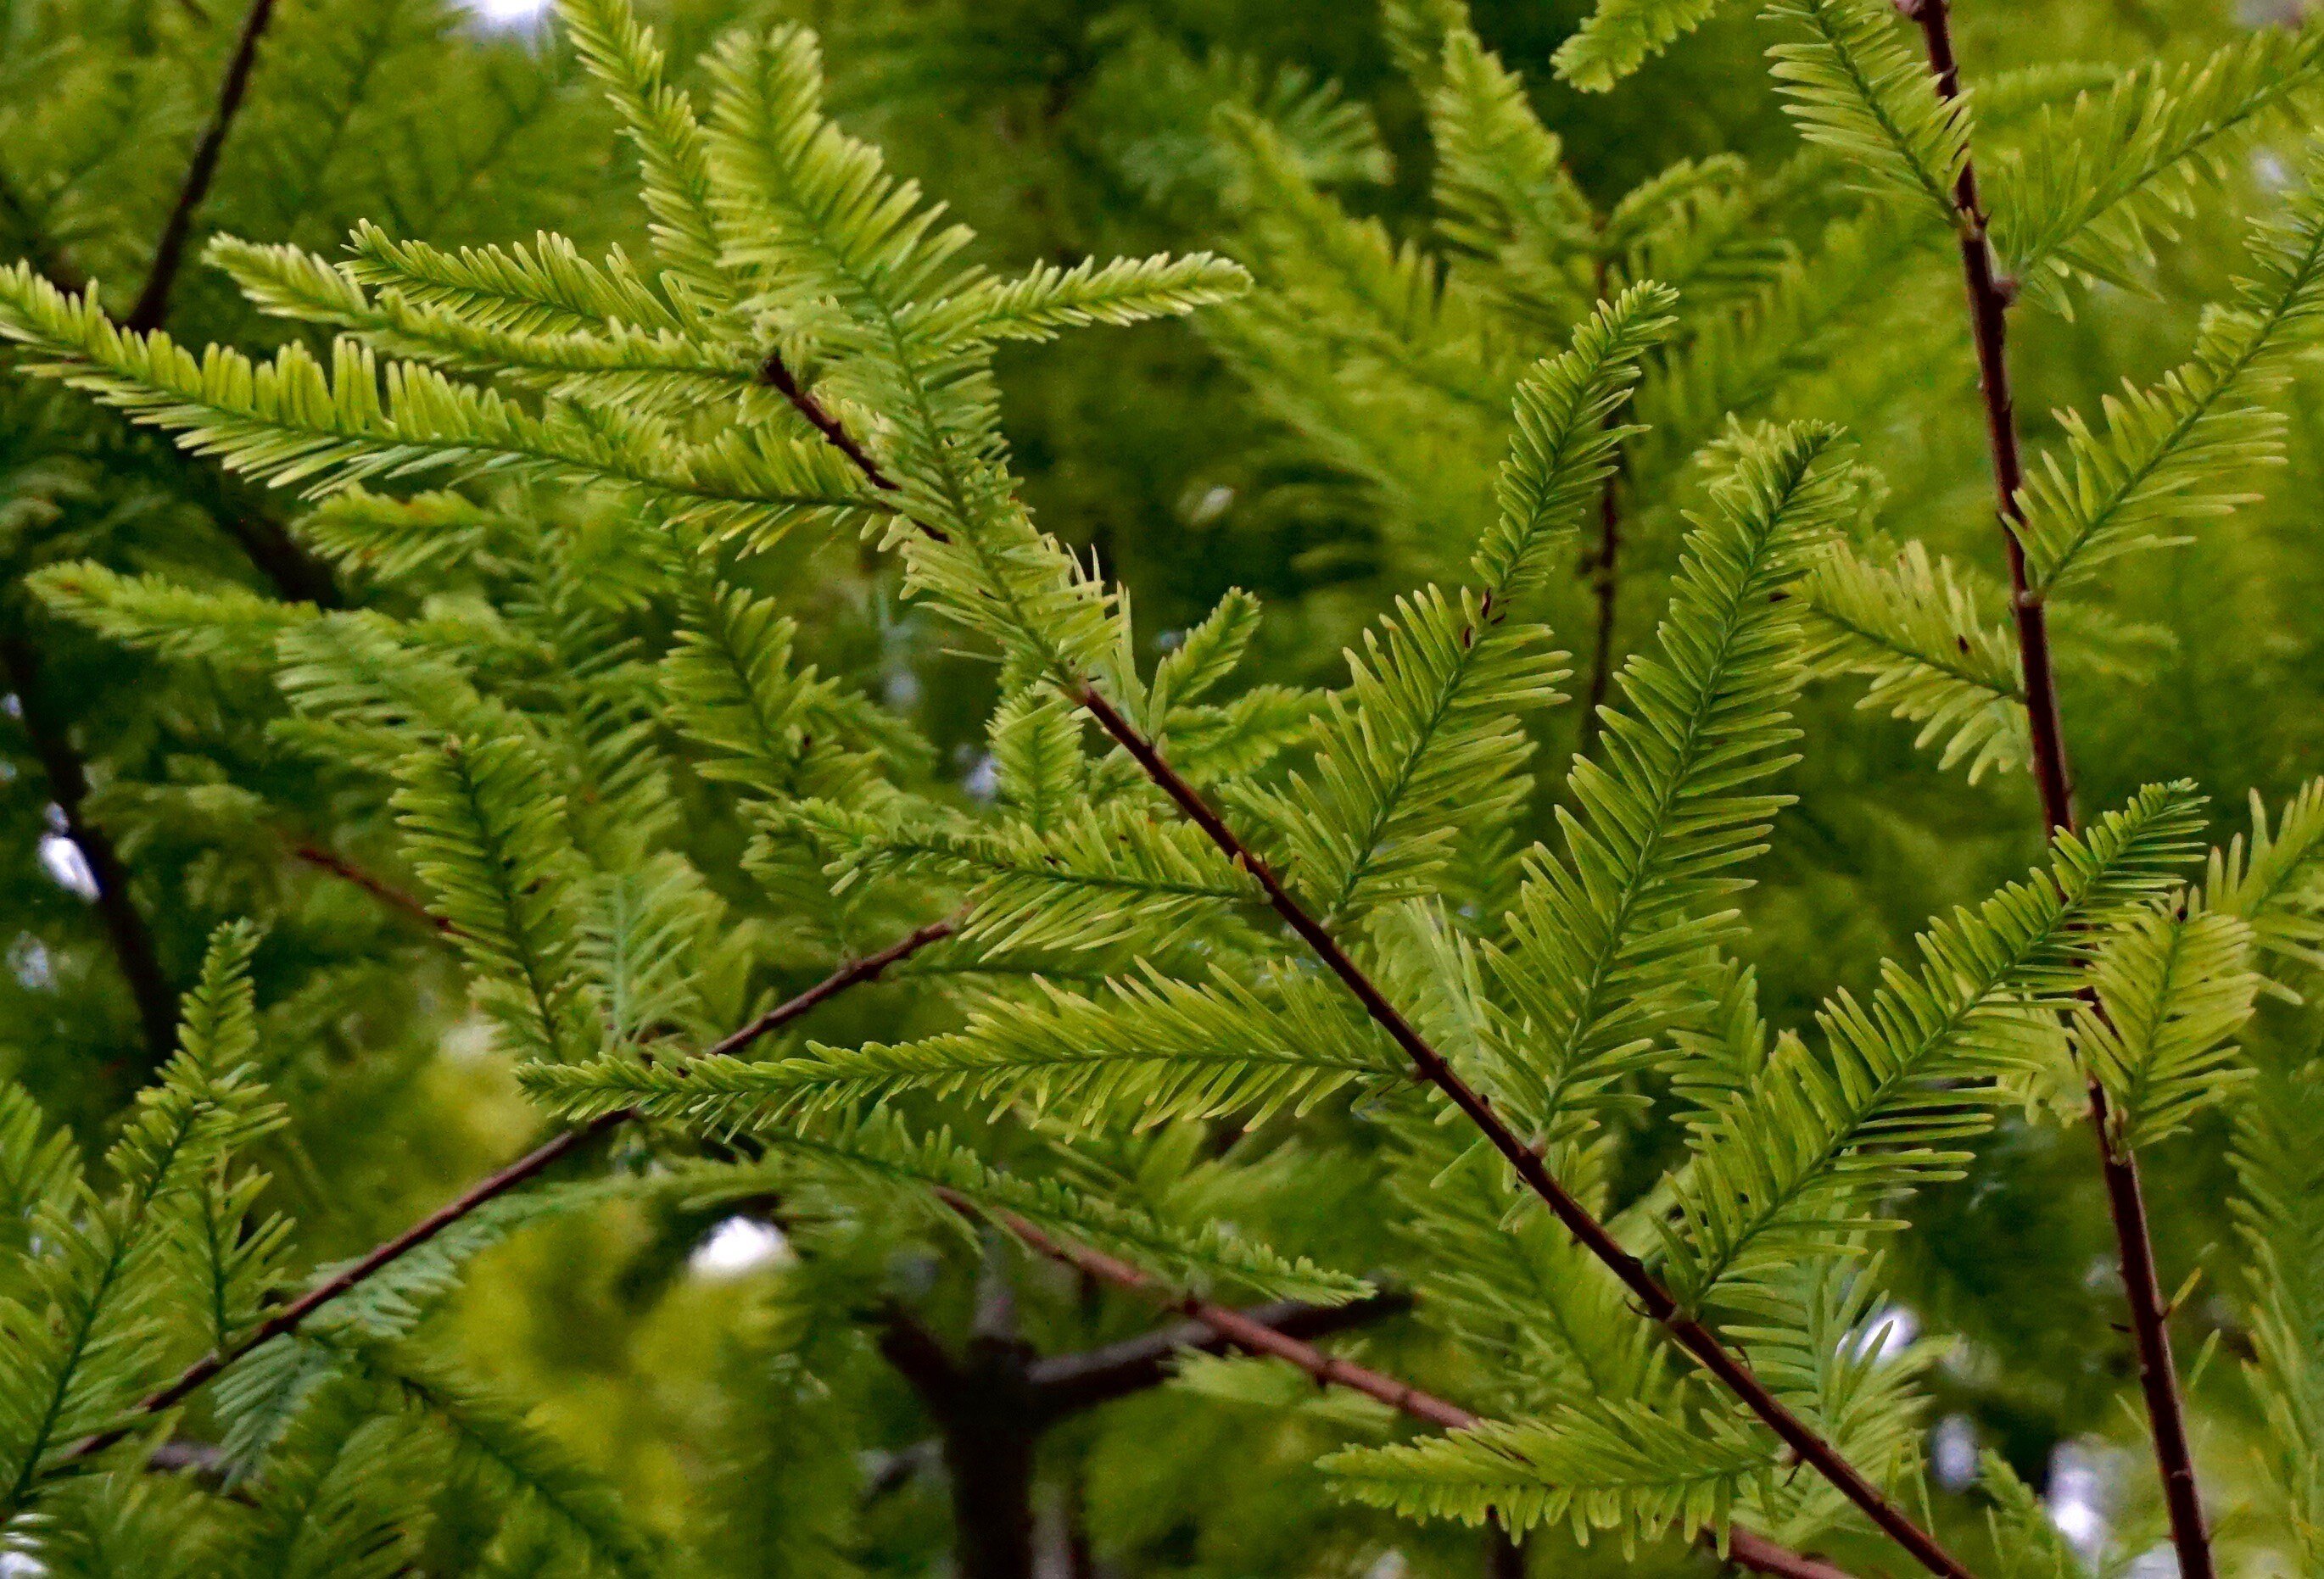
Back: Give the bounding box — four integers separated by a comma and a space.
8, 0, 2324, 1571
2014, 167, 2324, 594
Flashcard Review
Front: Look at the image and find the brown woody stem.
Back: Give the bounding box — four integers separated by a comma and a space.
55, 912, 960, 1469
289, 841, 451, 935
1072, 683, 1971, 1579
1024, 1293, 1411, 1418
1904, 4, 2213, 1576
127, 0, 279, 333
972, 1197, 1862, 1579
759, 351, 901, 493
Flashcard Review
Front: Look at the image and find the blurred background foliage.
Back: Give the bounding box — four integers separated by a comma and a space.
3, 0, 2320, 1571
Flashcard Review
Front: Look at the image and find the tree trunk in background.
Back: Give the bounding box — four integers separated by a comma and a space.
941, 1331, 1042, 1579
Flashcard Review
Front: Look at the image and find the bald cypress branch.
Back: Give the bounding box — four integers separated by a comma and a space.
1903, 5, 2214, 1574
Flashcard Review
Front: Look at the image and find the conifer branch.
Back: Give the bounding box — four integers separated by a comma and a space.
745, 322, 1966, 1579
126, 0, 281, 333
0, 631, 178, 1073
1897, 0, 2070, 833
1070, 683, 1970, 1579
976, 1197, 1860, 1579
52, 912, 960, 1471
1903, 5, 2215, 1574
1, 186, 343, 608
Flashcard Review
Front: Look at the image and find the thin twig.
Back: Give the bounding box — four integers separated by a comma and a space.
53, 912, 962, 1470
1488, 1515, 1528, 1579
1071, 683, 1973, 1579
757, 351, 953, 545
1025, 1292, 1411, 1418
759, 352, 901, 493
0, 632, 177, 1072
1898, 0, 2072, 830
208, 506, 342, 608
760, 338, 1976, 1579
126, 0, 281, 333
288, 840, 451, 934
973, 1199, 1862, 1579
1902, 6, 2215, 1575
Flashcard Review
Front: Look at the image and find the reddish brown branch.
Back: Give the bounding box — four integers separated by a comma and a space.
758, 352, 902, 493
699, 912, 962, 1057
126, 0, 279, 333
53, 912, 960, 1470
1902, 0, 2073, 834
210, 506, 342, 609
974, 1200, 1861, 1579
756, 351, 953, 545
1025, 1292, 1411, 1418
289, 841, 450, 934
1072, 681, 1967, 1579
1904, 6, 2213, 1576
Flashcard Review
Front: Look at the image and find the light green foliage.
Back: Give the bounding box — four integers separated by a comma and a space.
526, 963, 1400, 1141
393, 732, 596, 1063
1799, 538, 2027, 784
1991, 25, 2324, 310
657, 1113, 1371, 1304
2015, 171, 2324, 594
1248, 287, 1676, 926
1482, 284, 1679, 600
1976, 1452, 2082, 1579
11, 0, 2324, 1571
2208, 779, 2324, 971
1484, 422, 1856, 1141
227, 1381, 444, 1579
1764, 0, 1970, 229
1555, 0, 1735, 94
1256, 584, 1569, 923
1631, 210, 1946, 486
0, 265, 879, 544
0, 925, 282, 1516
1660, 782, 2205, 1312
2075, 901, 2258, 1151
1431, 24, 1595, 325
27, 561, 320, 664
1729, 1254, 1935, 1540
321, 1330, 656, 1578
1322, 1401, 1770, 1544
785, 795, 1260, 956
2234, 1063, 2324, 1571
